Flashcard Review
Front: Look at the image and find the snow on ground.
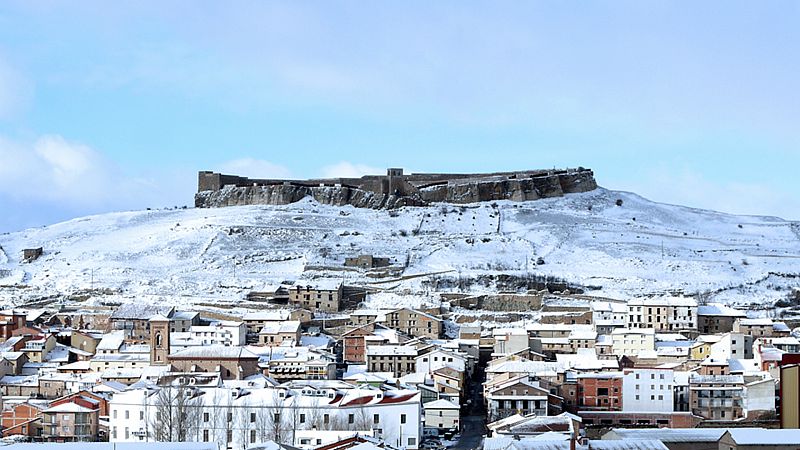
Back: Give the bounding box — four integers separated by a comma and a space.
0, 189, 799, 309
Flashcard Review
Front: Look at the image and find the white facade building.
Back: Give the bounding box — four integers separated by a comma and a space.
415, 349, 466, 375
189, 321, 247, 346
109, 378, 422, 450
622, 368, 674, 412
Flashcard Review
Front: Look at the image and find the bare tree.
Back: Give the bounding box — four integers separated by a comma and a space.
211, 389, 232, 448
236, 396, 253, 450
149, 383, 203, 442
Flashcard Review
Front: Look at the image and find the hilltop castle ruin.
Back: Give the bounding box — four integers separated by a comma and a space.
195, 167, 597, 209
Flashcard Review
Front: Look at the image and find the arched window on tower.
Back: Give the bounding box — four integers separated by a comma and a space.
156, 332, 162, 347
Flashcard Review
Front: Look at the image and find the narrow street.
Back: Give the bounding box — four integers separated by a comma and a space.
448, 415, 485, 450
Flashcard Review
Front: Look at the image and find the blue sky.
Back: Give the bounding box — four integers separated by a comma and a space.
0, 1, 798, 232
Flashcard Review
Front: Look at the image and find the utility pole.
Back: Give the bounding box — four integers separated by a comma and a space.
90, 268, 94, 290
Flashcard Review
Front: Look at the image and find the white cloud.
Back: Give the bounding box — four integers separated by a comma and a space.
0, 134, 193, 231
320, 161, 383, 179
0, 57, 32, 119
216, 158, 293, 180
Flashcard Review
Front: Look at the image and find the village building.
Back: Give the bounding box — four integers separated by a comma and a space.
289, 280, 343, 313
367, 345, 417, 377
168, 345, 260, 380
485, 375, 550, 421
385, 308, 443, 339
423, 399, 460, 431
611, 328, 655, 357
259, 321, 301, 346
697, 303, 747, 334
109, 304, 174, 343
41, 402, 99, 442
626, 296, 698, 332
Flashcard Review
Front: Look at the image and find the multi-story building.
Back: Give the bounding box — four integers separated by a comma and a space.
385, 308, 442, 339
167, 346, 260, 380
423, 399, 460, 431
697, 304, 746, 334
492, 328, 531, 356
183, 321, 247, 347
415, 348, 467, 375
576, 372, 623, 411
485, 376, 549, 421
367, 345, 417, 377
626, 296, 697, 332
109, 304, 175, 343
262, 347, 337, 382
734, 318, 781, 338
258, 321, 301, 346
689, 374, 744, 421
622, 369, 674, 412
41, 402, 98, 442
289, 280, 343, 313
611, 328, 655, 357
242, 310, 311, 337
109, 382, 422, 449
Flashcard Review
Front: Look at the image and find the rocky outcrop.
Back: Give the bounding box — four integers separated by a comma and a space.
195, 167, 598, 209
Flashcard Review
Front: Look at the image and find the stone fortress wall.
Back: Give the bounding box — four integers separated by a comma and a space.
195, 167, 598, 209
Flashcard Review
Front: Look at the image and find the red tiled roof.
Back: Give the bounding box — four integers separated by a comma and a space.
378, 393, 417, 404
342, 395, 374, 407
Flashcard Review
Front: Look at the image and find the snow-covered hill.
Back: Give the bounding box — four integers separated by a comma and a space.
1, 188, 799, 310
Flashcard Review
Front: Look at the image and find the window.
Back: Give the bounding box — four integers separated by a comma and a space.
227, 430, 232, 443
204, 412, 209, 422
113, 410, 117, 419
409, 438, 417, 446
250, 413, 256, 423
400, 414, 407, 424
125, 410, 129, 419
251, 430, 257, 443
125, 427, 130, 439
658, 395, 663, 400
374, 414, 380, 424
228, 412, 233, 422
203, 430, 209, 441
300, 414, 306, 423
349, 414, 355, 424
140, 411, 144, 420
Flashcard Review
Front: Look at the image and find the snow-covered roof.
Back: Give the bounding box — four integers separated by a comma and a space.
44, 402, 96, 413
589, 441, 668, 450
169, 345, 259, 359
259, 321, 301, 334
366, 345, 417, 356
697, 303, 746, 317
424, 398, 460, 409
110, 304, 173, 320
689, 374, 744, 384
727, 429, 800, 445
96, 331, 125, 351
738, 318, 773, 326
611, 328, 655, 335
171, 310, 199, 321
628, 296, 697, 307
774, 321, 791, 332
568, 330, 598, 340
605, 428, 731, 443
